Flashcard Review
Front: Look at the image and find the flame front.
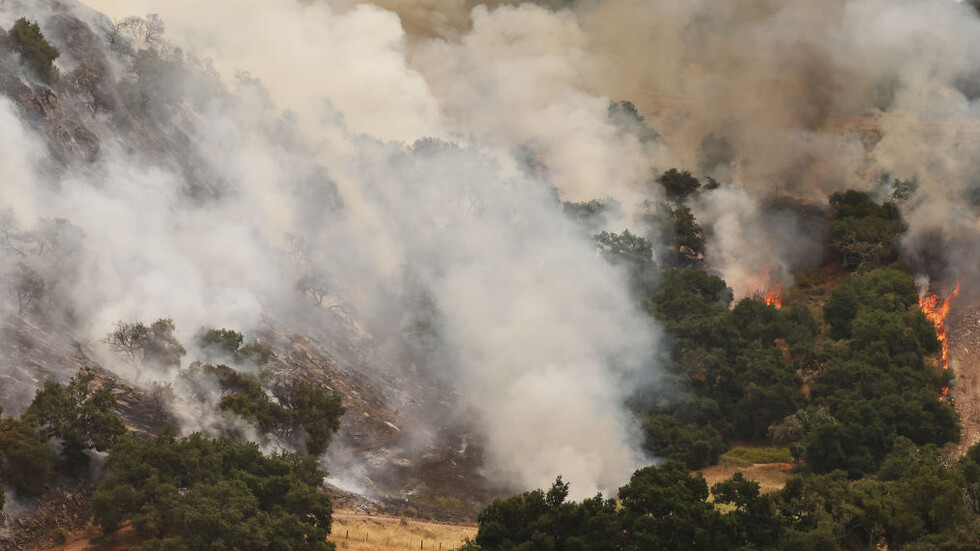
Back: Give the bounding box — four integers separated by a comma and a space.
762, 286, 783, 308
919, 281, 960, 398
752, 265, 784, 308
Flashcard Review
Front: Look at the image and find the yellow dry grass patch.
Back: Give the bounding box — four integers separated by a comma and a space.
699, 462, 794, 494
329, 509, 477, 551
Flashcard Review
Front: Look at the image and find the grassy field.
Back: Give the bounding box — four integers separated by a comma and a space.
330, 509, 477, 551
719, 446, 793, 467
700, 461, 794, 494
43, 510, 477, 551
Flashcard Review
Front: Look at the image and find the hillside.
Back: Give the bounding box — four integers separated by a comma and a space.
3, 0, 980, 550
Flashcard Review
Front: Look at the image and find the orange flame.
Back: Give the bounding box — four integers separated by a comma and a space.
752, 265, 784, 309
918, 281, 959, 399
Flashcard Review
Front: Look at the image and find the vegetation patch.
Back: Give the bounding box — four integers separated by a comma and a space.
719, 446, 792, 467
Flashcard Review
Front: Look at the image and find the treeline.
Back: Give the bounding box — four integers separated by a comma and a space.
463, 442, 980, 550
565, 177, 956, 476
490, 175, 972, 549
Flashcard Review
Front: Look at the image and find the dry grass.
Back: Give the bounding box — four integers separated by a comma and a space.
48, 524, 139, 551
786, 264, 849, 314
330, 509, 477, 551
699, 462, 795, 495
42, 511, 476, 551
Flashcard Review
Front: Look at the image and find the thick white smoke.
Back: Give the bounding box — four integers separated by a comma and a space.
5, 0, 980, 499
0, 0, 666, 498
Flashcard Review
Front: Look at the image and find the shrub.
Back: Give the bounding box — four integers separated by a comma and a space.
50, 527, 69, 545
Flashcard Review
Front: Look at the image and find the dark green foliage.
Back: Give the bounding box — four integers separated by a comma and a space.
476, 476, 621, 551
191, 364, 344, 456
199, 328, 244, 355
198, 328, 273, 366
0, 415, 52, 495
657, 203, 705, 267
711, 473, 782, 548
24, 369, 125, 470
91, 431, 335, 550
273, 379, 345, 457
640, 414, 728, 469
594, 229, 652, 269
643, 267, 804, 443
5, 18, 60, 83
645, 268, 731, 329
802, 266, 956, 476
769, 407, 836, 462
822, 268, 919, 340
824, 190, 906, 270
475, 449, 979, 551
619, 462, 733, 551
775, 439, 980, 551
479, 185, 966, 550
656, 168, 701, 199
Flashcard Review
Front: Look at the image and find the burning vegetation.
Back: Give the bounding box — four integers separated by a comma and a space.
919, 281, 961, 398
752, 265, 784, 309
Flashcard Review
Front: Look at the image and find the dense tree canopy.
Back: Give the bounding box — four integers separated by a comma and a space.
92, 430, 335, 551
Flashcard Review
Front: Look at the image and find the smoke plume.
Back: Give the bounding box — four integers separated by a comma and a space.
3, 0, 980, 498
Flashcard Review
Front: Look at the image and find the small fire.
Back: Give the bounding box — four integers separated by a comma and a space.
918, 280, 960, 398
752, 265, 784, 309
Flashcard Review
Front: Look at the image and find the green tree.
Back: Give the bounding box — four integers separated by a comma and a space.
198, 328, 273, 366
594, 229, 653, 269
641, 413, 729, 469
656, 169, 701, 199
273, 379, 345, 456
618, 461, 733, 551
824, 191, 905, 271
5, 18, 60, 83
106, 318, 187, 379
0, 414, 52, 494
475, 477, 620, 551
24, 369, 125, 470
656, 203, 705, 267
711, 472, 783, 548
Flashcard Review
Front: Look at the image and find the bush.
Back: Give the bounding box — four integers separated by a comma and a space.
50, 527, 69, 545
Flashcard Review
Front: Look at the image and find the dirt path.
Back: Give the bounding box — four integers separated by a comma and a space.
950, 305, 980, 456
